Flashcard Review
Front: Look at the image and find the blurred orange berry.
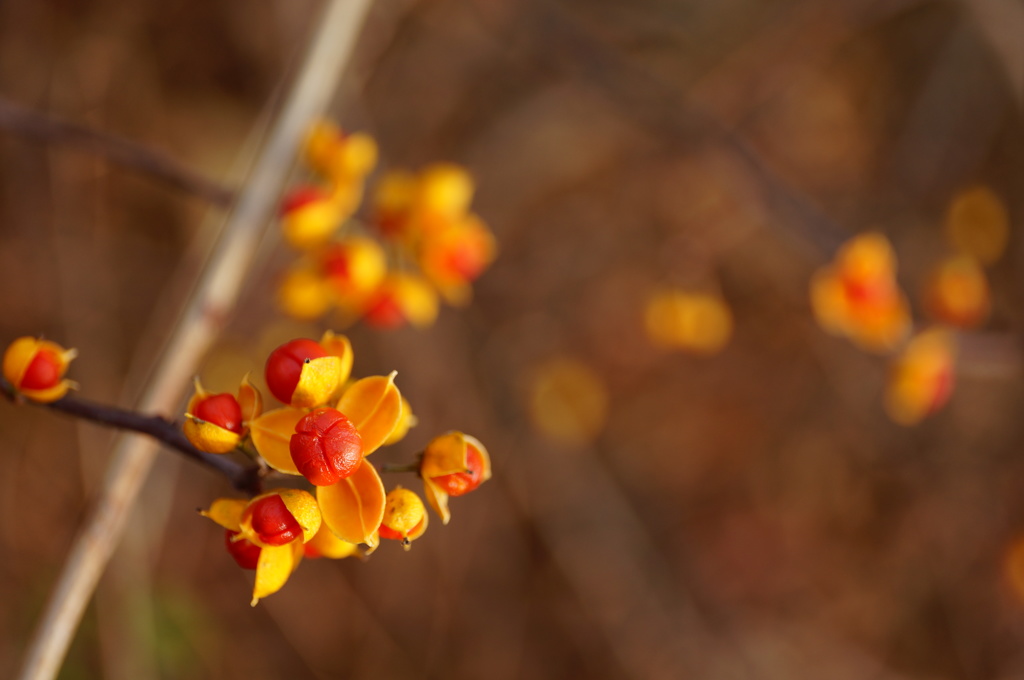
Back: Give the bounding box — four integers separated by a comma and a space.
279, 185, 345, 250
945, 185, 1009, 265
2, 336, 77, 403
277, 265, 334, 321
304, 121, 378, 181
321, 236, 388, 308
363, 273, 440, 329
884, 327, 955, 426
528, 357, 609, 447
644, 289, 732, 355
419, 215, 496, 305
373, 170, 417, 239
810, 232, 911, 352
1003, 535, 1024, 605
412, 163, 474, 235
924, 256, 990, 329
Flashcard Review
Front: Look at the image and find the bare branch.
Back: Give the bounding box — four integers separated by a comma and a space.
0, 96, 236, 207
0, 377, 263, 495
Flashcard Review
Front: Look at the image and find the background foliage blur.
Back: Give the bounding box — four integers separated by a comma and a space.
1, 0, 1023, 678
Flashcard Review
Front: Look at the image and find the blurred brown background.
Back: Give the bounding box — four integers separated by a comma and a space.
2, 0, 1024, 678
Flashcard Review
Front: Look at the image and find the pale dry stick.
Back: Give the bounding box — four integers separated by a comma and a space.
15, 1, 375, 678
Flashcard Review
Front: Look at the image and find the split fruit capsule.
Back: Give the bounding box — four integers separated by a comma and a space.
203, 491, 319, 605
265, 338, 343, 408
362, 273, 439, 330
183, 377, 262, 454
420, 432, 492, 525
290, 407, 364, 486
2, 336, 77, 403
378, 487, 428, 550
224, 530, 262, 570
279, 186, 345, 250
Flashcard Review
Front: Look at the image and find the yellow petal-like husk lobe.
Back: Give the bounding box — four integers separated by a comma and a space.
201, 498, 247, 532
249, 407, 307, 475
317, 461, 386, 548
336, 372, 402, 455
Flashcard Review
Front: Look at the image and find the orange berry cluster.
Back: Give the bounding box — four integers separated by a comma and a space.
276, 121, 496, 329
809, 186, 1009, 425
186, 331, 490, 604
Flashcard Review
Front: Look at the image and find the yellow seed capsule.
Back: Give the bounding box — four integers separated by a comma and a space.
884, 328, 956, 426
379, 487, 428, 550
2, 336, 78, 403
416, 163, 474, 220
420, 432, 492, 525
924, 256, 990, 329
277, 266, 334, 321
809, 232, 911, 353
304, 121, 378, 181
363, 273, 440, 329
304, 523, 361, 560
321, 237, 388, 306
280, 186, 344, 250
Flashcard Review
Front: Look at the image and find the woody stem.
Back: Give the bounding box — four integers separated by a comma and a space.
0, 377, 263, 495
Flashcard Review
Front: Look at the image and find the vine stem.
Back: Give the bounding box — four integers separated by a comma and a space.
0, 96, 235, 207
0, 377, 263, 494
15, 1, 373, 678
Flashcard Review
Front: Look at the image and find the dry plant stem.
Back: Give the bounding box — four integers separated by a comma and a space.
0, 96, 235, 207
0, 377, 262, 494
16, 1, 373, 679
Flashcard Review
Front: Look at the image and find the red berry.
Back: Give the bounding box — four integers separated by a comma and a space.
364, 293, 405, 329
20, 349, 61, 390
244, 495, 303, 547
265, 338, 329, 404
444, 242, 486, 281
193, 393, 243, 434
322, 245, 352, 281
432, 444, 485, 497
290, 407, 363, 486
224, 529, 261, 570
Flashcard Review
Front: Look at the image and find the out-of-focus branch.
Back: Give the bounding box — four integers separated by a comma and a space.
966, 0, 1024, 106
15, 1, 375, 678
0, 377, 263, 495
0, 96, 236, 207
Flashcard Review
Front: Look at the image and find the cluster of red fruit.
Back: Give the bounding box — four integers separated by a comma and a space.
276, 121, 495, 329
183, 332, 490, 604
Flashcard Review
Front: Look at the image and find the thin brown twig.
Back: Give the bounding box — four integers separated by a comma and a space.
0, 96, 236, 207
0, 377, 263, 494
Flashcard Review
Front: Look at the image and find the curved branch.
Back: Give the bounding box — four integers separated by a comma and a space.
0, 377, 263, 495
0, 96, 236, 207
